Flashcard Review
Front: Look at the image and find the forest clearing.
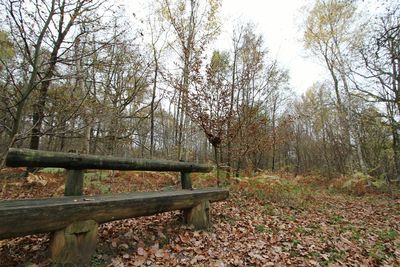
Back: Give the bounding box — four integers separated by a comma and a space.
1, 0, 400, 266
0, 168, 399, 266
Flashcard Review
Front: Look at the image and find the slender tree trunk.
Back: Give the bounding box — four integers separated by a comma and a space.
392, 48, 400, 181
235, 158, 241, 178
1, 0, 56, 169
174, 89, 181, 157
339, 67, 367, 173
213, 144, 220, 187
29, 0, 83, 153
227, 47, 238, 179
391, 121, 400, 180
27, 70, 55, 174
9, 98, 27, 145
294, 128, 301, 177
30, 83, 48, 151
84, 125, 91, 154
150, 59, 158, 159
271, 98, 277, 172
59, 120, 66, 152
92, 122, 101, 154
73, 33, 90, 154
177, 55, 190, 161
203, 136, 208, 162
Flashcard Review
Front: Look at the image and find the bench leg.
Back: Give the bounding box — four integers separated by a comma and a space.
49, 220, 98, 266
184, 200, 210, 229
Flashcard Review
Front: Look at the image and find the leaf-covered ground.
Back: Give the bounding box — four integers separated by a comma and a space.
0, 168, 399, 266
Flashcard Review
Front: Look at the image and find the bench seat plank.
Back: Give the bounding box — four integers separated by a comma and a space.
0, 188, 228, 240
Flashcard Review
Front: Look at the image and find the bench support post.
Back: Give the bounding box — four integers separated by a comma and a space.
64, 169, 84, 196
184, 200, 210, 229
181, 172, 193, 226
180, 173, 211, 229
51, 169, 97, 265
181, 172, 192, 189
50, 220, 98, 266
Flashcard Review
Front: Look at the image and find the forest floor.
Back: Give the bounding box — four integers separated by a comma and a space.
0, 168, 399, 266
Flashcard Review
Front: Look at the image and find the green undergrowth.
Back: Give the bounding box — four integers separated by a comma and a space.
193, 169, 231, 188
327, 172, 399, 196
84, 170, 110, 180
232, 172, 399, 212
233, 174, 315, 210
84, 171, 112, 194
41, 167, 64, 174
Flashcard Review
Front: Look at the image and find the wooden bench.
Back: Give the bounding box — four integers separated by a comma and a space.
1, 148, 229, 265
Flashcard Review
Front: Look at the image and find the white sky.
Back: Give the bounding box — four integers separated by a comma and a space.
124, 0, 329, 95
216, 0, 327, 95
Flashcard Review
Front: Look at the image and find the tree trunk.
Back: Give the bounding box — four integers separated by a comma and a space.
150, 60, 158, 159
29, 85, 47, 151
28, 0, 82, 153
1, 0, 55, 168
28, 77, 54, 174
271, 97, 277, 172
213, 145, 220, 187
227, 46, 238, 179
391, 124, 400, 180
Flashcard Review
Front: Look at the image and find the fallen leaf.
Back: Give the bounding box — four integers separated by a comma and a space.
137, 247, 145, 256
133, 257, 146, 266
155, 249, 164, 258
118, 243, 129, 250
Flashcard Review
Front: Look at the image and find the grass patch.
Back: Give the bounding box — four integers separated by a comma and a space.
295, 226, 307, 234
329, 214, 344, 224
91, 255, 106, 267
292, 239, 300, 246
84, 170, 109, 180
345, 226, 362, 241
378, 228, 398, 242
262, 203, 276, 216
220, 214, 238, 225
94, 181, 111, 194
326, 247, 344, 263
84, 171, 111, 194
310, 251, 321, 259
255, 224, 266, 233
159, 235, 170, 248
369, 243, 386, 264
285, 214, 296, 222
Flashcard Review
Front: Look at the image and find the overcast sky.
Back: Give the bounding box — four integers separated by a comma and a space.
216, 0, 327, 95
125, 0, 328, 95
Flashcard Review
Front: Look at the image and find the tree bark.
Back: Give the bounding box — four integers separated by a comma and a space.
1, 0, 56, 168
29, 0, 84, 152
213, 145, 220, 187
150, 56, 158, 159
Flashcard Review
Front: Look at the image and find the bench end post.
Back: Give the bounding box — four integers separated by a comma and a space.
184, 200, 210, 229
50, 220, 98, 266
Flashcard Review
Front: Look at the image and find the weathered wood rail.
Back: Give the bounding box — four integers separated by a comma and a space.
0, 188, 228, 240
1, 148, 228, 266
6, 148, 213, 172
